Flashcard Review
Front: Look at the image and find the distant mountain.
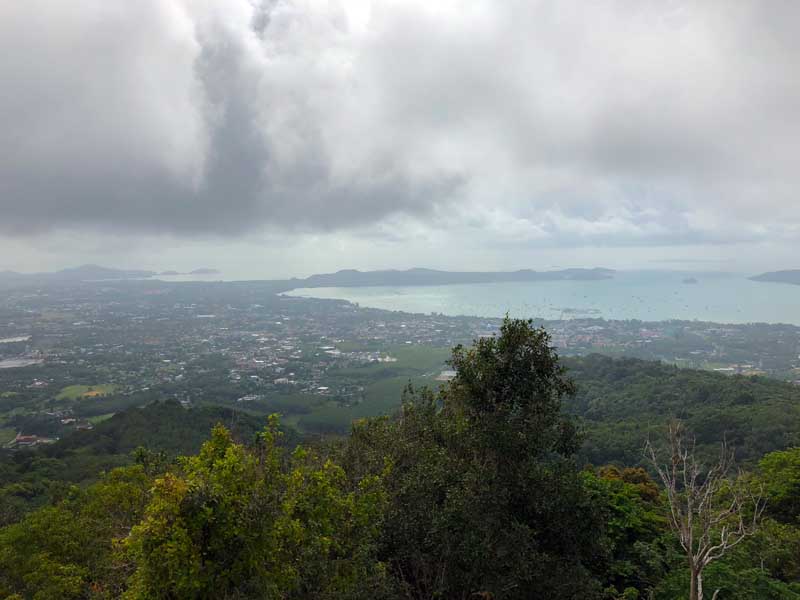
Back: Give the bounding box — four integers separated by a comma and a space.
189, 268, 221, 275
0, 270, 27, 283
156, 269, 220, 276
0, 265, 611, 290
750, 270, 800, 285
0, 264, 156, 286
298, 267, 615, 288
47, 264, 156, 280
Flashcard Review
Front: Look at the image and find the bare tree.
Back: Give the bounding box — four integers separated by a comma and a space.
645, 421, 765, 600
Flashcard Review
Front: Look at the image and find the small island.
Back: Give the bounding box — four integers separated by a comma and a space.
750, 270, 800, 286
189, 268, 221, 275
682, 277, 699, 284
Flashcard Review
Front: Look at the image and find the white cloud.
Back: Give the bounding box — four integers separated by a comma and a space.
1, 0, 799, 270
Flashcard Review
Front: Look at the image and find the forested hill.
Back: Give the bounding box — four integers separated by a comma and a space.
5, 358, 799, 507
49, 400, 268, 457
3, 319, 800, 599
565, 354, 800, 465
295, 266, 615, 288
0, 402, 293, 524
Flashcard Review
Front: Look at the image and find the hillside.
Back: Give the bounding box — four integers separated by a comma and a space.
0, 264, 156, 287
49, 400, 268, 457
0, 401, 285, 523
565, 354, 800, 465
3, 319, 800, 599
750, 270, 800, 285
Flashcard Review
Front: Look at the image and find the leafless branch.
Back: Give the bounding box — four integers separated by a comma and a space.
645, 421, 764, 600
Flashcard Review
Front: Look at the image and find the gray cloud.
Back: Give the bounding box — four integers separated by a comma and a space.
1, 0, 799, 248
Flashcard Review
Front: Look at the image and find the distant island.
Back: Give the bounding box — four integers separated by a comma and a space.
0, 265, 221, 287
682, 277, 699, 284
0, 265, 156, 285
0, 264, 612, 291
750, 270, 800, 286
293, 267, 615, 288
188, 268, 221, 275
158, 268, 220, 276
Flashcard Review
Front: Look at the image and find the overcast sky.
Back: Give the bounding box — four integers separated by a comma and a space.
1, 0, 798, 277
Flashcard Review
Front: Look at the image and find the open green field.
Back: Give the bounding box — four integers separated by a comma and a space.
0, 427, 16, 445
383, 344, 452, 371
88, 413, 116, 425
56, 384, 117, 401
296, 374, 444, 433
0, 392, 19, 398
330, 344, 451, 378
296, 344, 452, 433
334, 340, 380, 352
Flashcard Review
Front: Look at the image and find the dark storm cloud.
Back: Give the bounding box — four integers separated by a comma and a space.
1, 0, 799, 245
0, 0, 461, 235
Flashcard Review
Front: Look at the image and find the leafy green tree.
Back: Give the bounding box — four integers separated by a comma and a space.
345, 317, 609, 599
654, 562, 800, 600
125, 417, 389, 599
587, 466, 669, 597
760, 448, 800, 525
0, 465, 152, 599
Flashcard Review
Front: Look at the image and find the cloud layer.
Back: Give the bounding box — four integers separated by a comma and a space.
2, 0, 799, 248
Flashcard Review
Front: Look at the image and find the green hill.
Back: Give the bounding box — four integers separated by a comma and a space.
564, 354, 800, 465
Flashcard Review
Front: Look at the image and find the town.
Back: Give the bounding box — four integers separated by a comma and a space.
2, 279, 800, 446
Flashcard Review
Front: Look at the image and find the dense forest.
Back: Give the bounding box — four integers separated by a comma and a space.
564, 354, 800, 466
2, 319, 800, 599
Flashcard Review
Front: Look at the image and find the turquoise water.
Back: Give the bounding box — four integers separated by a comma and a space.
284, 271, 800, 325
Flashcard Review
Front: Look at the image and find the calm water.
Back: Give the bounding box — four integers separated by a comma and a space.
284, 271, 800, 325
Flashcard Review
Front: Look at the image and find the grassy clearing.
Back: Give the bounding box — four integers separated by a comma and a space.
88, 413, 116, 425
388, 344, 452, 371
351, 375, 440, 418
330, 345, 451, 379
0, 392, 19, 398
335, 341, 375, 352
298, 372, 446, 433
296, 344, 452, 434
0, 427, 17, 445
56, 384, 117, 401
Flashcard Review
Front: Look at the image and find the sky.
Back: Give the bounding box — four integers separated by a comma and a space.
1, 0, 799, 278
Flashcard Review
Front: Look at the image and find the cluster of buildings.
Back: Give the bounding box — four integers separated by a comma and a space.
1, 280, 799, 444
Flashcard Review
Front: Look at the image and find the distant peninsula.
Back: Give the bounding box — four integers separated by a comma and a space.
0, 264, 156, 285
158, 268, 220, 276
293, 267, 615, 288
750, 270, 800, 286
0, 265, 221, 287
188, 268, 221, 275
0, 265, 612, 291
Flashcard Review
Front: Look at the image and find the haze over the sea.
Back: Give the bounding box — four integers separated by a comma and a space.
285, 270, 800, 325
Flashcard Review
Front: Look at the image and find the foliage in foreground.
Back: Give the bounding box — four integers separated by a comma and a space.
1, 319, 800, 599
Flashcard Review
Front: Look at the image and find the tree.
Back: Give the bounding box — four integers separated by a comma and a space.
646, 421, 765, 600
587, 466, 668, 597
344, 317, 609, 599
125, 417, 388, 599
0, 465, 152, 599
760, 447, 800, 525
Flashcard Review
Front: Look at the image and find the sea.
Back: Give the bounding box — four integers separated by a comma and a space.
283, 271, 800, 326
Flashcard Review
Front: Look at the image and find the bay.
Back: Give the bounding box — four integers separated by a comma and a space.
284, 271, 800, 325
